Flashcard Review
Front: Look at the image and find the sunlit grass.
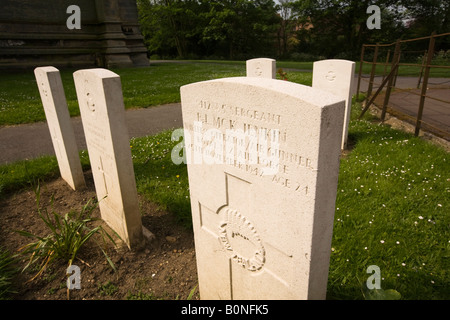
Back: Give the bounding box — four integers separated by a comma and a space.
130, 130, 191, 228
0, 62, 310, 126
0, 63, 245, 126
327, 104, 449, 300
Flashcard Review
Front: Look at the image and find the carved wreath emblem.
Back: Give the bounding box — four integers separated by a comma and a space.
254, 62, 263, 77
218, 208, 265, 272
325, 70, 336, 82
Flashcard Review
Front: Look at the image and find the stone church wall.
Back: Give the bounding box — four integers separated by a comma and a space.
0, 0, 149, 69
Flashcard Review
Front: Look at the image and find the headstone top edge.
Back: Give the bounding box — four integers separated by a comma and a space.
313, 59, 356, 66
73, 68, 120, 80
181, 76, 345, 107
34, 66, 59, 74
246, 58, 276, 62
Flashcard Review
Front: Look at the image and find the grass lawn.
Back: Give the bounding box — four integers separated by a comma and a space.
0, 61, 448, 299
329, 104, 449, 300
1, 60, 448, 126
0, 62, 245, 126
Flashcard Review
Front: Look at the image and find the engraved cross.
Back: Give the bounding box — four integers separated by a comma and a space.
197, 172, 294, 299
97, 156, 109, 196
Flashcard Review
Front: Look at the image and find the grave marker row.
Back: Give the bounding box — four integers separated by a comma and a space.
35, 67, 147, 249
35, 58, 353, 299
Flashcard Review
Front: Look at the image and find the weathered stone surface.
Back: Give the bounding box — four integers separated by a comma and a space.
74, 68, 143, 249
313, 59, 355, 149
246, 58, 276, 79
180, 77, 345, 299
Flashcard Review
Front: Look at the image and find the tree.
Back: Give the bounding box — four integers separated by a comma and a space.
137, 0, 203, 58
137, 0, 279, 59
402, 0, 450, 38
290, 0, 406, 59
277, 0, 298, 58
201, 0, 279, 59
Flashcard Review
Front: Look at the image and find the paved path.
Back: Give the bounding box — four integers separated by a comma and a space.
356, 75, 450, 92
0, 103, 182, 165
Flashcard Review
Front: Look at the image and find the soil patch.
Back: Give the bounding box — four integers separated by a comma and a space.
0, 171, 199, 300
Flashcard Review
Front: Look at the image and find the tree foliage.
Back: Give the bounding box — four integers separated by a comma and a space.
136, 0, 449, 60
137, 0, 280, 59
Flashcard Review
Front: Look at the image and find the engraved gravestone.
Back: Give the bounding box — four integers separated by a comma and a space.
180, 77, 345, 299
34, 66, 85, 190
246, 58, 276, 79
312, 59, 355, 149
73, 68, 143, 249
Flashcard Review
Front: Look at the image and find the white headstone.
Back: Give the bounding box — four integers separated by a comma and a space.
180, 77, 345, 299
246, 58, 276, 79
312, 59, 355, 149
34, 66, 85, 190
73, 68, 143, 249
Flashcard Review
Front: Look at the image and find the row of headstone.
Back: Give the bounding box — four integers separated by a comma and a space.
36, 57, 353, 299
35, 67, 147, 249
180, 58, 350, 299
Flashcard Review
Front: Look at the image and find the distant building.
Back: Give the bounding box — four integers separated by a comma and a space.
0, 0, 149, 69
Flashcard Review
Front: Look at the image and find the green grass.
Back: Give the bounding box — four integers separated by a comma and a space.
2, 60, 447, 126
130, 130, 191, 228
187, 59, 450, 77
98, 281, 119, 296
187, 59, 315, 71
0, 156, 60, 199
0, 61, 313, 126
357, 62, 450, 78
0, 63, 245, 126
0, 247, 19, 300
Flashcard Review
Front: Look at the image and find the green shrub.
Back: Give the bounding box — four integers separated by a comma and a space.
16, 185, 117, 281
0, 247, 19, 299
